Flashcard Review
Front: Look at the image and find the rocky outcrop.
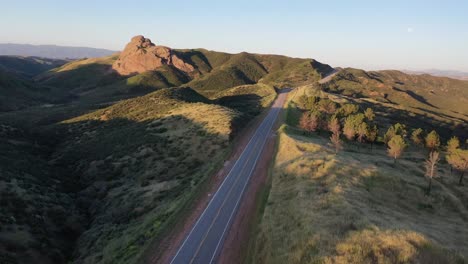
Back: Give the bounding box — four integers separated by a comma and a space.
112, 35, 194, 75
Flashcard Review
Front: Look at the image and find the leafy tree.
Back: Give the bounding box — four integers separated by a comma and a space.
411, 128, 424, 146
384, 123, 407, 143
425, 151, 440, 194
387, 135, 407, 163
447, 136, 460, 153
343, 113, 365, 141
343, 117, 356, 140
318, 99, 337, 114
425, 130, 440, 151
298, 95, 318, 110
339, 103, 359, 117
447, 149, 468, 185
328, 116, 341, 134
357, 122, 368, 144
364, 108, 375, 121
299, 111, 319, 133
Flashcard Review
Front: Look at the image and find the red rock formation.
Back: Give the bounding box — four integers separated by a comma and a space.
112, 35, 194, 75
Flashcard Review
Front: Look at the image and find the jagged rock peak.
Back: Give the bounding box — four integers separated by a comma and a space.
112, 35, 194, 75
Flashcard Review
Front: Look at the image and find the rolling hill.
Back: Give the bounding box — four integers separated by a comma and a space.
1, 35, 467, 264
0, 43, 116, 59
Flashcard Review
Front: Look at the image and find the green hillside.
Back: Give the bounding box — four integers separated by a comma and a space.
0, 56, 67, 76
2, 45, 467, 264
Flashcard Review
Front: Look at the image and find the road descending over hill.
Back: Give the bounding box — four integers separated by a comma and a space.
170, 89, 290, 264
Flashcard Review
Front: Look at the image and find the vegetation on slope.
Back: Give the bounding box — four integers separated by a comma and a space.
321, 68, 468, 121
252, 85, 468, 263
0, 81, 278, 264
0, 56, 67, 77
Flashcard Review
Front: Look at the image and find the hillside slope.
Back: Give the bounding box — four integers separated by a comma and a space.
321, 68, 468, 119
251, 85, 468, 263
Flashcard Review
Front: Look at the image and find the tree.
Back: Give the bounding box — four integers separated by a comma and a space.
387, 135, 407, 163
357, 122, 368, 144
366, 125, 378, 150
447, 149, 468, 185
318, 99, 337, 114
298, 95, 318, 110
425, 130, 440, 151
343, 113, 365, 141
299, 112, 319, 133
384, 123, 407, 143
411, 128, 424, 146
330, 131, 343, 154
299, 112, 310, 131
364, 108, 375, 121
328, 116, 341, 134
447, 136, 460, 153
343, 119, 356, 140
424, 151, 440, 194
339, 103, 359, 117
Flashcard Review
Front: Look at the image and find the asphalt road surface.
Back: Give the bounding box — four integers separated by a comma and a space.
170, 89, 290, 264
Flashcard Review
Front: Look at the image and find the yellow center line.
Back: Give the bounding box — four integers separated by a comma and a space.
188, 125, 265, 263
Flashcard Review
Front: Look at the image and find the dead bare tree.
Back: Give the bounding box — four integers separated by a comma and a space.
425, 151, 440, 194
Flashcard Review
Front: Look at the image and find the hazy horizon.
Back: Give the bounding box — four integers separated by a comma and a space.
1, 0, 467, 71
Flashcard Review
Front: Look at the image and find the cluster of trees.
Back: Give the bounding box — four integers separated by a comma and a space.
298, 95, 377, 151
296, 95, 468, 194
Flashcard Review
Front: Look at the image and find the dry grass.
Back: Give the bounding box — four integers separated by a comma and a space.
252, 130, 467, 264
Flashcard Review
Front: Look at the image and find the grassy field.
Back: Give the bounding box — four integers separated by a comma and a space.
252, 127, 467, 264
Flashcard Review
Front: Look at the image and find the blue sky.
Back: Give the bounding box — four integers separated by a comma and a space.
1, 0, 467, 71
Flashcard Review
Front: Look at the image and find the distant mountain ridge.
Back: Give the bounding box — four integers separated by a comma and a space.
0, 43, 116, 59
403, 69, 468, 80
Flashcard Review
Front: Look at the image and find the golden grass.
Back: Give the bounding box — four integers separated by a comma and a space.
51, 54, 117, 72
252, 130, 467, 264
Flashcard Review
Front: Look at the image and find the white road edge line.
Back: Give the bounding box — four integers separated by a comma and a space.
208, 104, 282, 264
169, 102, 277, 264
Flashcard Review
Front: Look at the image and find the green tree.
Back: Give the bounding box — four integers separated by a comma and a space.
425, 130, 440, 151
387, 135, 407, 163
447, 149, 468, 185
328, 116, 341, 134
357, 122, 368, 144
339, 103, 359, 117
411, 128, 424, 146
447, 136, 460, 153
298, 95, 319, 110
343, 113, 365, 141
318, 99, 337, 114
364, 108, 375, 121
384, 123, 407, 143
425, 151, 440, 194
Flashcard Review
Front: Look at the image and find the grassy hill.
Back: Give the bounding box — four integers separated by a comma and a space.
2, 45, 467, 264
0, 84, 277, 263
0, 56, 70, 111
0, 56, 67, 77
253, 128, 467, 263
321, 68, 468, 121
251, 85, 468, 264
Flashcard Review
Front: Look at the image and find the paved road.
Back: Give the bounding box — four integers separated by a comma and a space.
170, 89, 289, 264
318, 68, 341, 84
